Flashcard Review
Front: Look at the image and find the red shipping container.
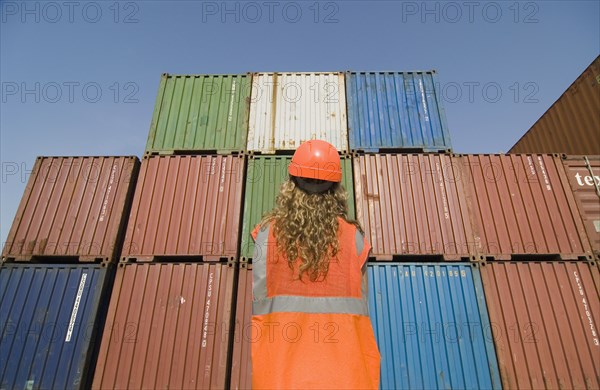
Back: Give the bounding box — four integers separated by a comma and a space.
561, 155, 600, 254
354, 153, 475, 260
2, 156, 139, 264
121, 155, 244, 262
481, 261, 600, 389
459, 154, 592, 260
92, 262, 236, 390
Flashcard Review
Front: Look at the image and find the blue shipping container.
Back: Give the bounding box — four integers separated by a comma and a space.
346, 71, 452, 152
0, 264, 111, 390
367, 263, 501, 390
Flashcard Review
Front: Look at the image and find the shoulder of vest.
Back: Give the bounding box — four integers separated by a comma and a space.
354, 225, 364, 255
337, 218, 364, 255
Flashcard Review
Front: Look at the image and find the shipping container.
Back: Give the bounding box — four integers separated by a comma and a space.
346, 71, 452, 153
121, 155, 244, 262
247, 72, 348, 154
480, 261, 600, 389
368, 263, 501, 389
0, 263, 112, 390
240, 155, 355, 261
561, 155, 600, 252
459, 154, 593, 260
145, 74, 251, 155
2, 156, 139, 264
230, 264, 502, 390
230, 266, 252, 390
509, 56, 600, 155
354, 153, 474, 261
92, 262, 236, 390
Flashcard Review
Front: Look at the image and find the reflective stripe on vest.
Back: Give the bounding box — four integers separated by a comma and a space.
252, 223, 369, 316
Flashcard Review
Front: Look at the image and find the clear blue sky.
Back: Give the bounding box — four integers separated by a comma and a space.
1, 0, 599, 244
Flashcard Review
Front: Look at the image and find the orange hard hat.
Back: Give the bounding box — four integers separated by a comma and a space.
288, 139, 342, 182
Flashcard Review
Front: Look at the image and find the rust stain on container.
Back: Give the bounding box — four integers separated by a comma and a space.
2, 156, 139, 263
459, 154, 592, 260
480, 261, 600, 390
92, 262, 236, 390
562, 155, 600, 252
230, 266, 252, 390
510, 56, 600, 155
354, 153, 474, 260
121, 155, 244, 262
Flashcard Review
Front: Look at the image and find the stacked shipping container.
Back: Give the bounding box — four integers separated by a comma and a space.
346, 71, 452, 153
3, 68, 598, 390
367, 263, 501, 389
353, 153, 473, 260
0, 264, 113, 390
92, 263, 236, 389
120, 154, 244, 262
145, 74, 251, 156
480, 261, 600, 389
2, 156, 139, 264
458, 153, 593, 260
247, 72, 348, 154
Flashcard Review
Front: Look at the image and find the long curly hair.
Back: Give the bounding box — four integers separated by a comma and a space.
257, 176, 364, 282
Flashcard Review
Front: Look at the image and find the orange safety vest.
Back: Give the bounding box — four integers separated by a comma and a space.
250, 217, 381, 389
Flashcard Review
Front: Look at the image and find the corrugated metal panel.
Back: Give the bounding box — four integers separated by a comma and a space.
562, 155, 600, 252
368, 263, 501, 390
2, 156, 139, 263
92, 263, 236, 390
460, 154, 592, 260
145, 74, 250, 155
481, 261, 600, 389
354, 153, 474, 260
240, 155, 355, 260
509, 56, 600, 155
0, 264, 111, 390
247, 72, 348, 153
230, 266, 252, 390
121, 155, 244, 262
346, 71, 452, 152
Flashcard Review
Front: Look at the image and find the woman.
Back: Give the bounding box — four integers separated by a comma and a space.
250, 139, 381, 389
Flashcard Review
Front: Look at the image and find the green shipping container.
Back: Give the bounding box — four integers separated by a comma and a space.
240, 156, 355, 260
145, 74, 251, 155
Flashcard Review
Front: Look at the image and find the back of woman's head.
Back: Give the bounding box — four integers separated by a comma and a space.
258, 175, 364, 282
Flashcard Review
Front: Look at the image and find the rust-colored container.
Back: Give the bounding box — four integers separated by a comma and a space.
353, 153, 474, 260
230, 266, 252, 390
562, 155, 600, 253
92, 262, 236, 390
2, 156, 139, 264
480, 261, 600, 390
121, 155, 244, 262
509, 56, 600, 155
460, 154, 593, 260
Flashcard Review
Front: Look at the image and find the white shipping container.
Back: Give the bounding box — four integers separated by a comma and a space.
248, 72, 348, 153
